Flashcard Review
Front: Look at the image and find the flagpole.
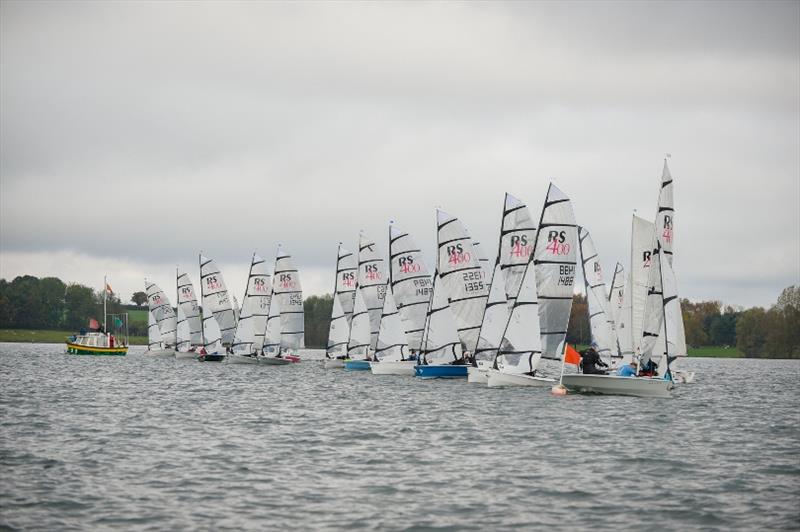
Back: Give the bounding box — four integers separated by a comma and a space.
103, 275, 107, 334
558, 343, 567, 385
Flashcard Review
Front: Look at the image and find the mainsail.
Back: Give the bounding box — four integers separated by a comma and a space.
334, 244, 357, 323
532, 183, 578, 359
357, 233, 387, 350
388, 223, 433, 351
421, 272, 463, 365
630, 215, 656, 356
232, 254, 272, 354
374, 283, 409, 362
176, 270, 202, 350
201, 305, 222, 352
472, 240, 492, 282
640, 246, 687, 369
199, 255, 237, 346
498, 193, 537, 309
474, 262, 510, 363
272, 246, 304, 350
436, 209, 490, 354
147, 310, 162, 350
656, 159, 675, 266
326, 295, 348, 358
494, 256, 542, 374
347, 287, 371, 360
578, 226, 617, 358
145, 280, 177, 346
263, 295, 281, 355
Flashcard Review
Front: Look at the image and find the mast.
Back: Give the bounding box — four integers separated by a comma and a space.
103, 274, 107, 334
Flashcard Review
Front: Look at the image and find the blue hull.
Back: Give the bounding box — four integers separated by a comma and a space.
415, 365, 468, 379
344, 360, 371, 371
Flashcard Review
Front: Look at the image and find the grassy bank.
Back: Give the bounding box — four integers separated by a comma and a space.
688, 346, 744, 358
0, 329, 148, 345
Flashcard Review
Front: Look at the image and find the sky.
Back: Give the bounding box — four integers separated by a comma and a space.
1, 0, 798, 309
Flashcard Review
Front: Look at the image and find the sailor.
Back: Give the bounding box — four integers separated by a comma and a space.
580, 343, 608, 375
616, 360, 637, 377
638, 358, 658, 377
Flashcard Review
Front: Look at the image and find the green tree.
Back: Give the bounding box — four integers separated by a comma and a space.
131, 291, 147, 306
736, 307, 768, 357
64, 284, 97, 330
0, 279, 16, 327
304, 294, 334, 348
8, 275, 45, 329
38, 277, 66, 329
763, 286, 800, 359
566, 293, 590, 345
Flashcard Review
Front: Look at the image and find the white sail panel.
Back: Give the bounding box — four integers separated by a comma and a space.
326, 295, 348, 358
421, 272, 463, 365
472, 240, 492, 282
334, 245, 358, 323
607, 263, 625, 332
389, 223, 433, 351
145, 281, 177, 346
175, 305, 192, 351
498, 193, 537, 308
495, 258, 541, 374
578, 227, 618, 358
532, 183, 578, 360
176, 271, 202, 348
147, 310, 162, 350
615, 273, 634, 362
199, 255, 237, 346
436, 209, 490, 353
656, 159, 675, 266
474, 262, 509, 362
232, 254, 272, 354
630, 215, 655, 355
357, 233, 387, 350
374, 283, 409, 362
263, 295, 281, 355
201, 307, 222, 352
348, 287, 371, 360
640, 241, 665, 363
272, 247, 304, 350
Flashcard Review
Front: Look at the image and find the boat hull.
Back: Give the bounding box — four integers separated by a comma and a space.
415, 365, 468, 379
323, 358, 345, 369
175, 350, 199, 360
198, 353, 225, 362
344, 360, 372, 371
561, 374, 673, 398
257, 356, 292, 365
66, 342, 127, 356
144, 348, 175, 358
467, 360, 493, 384
486, 370, 555, 388
370, 360, 416, 375
226, 354, 259, 364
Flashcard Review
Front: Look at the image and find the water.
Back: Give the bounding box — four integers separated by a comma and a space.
1, 344, 798, 531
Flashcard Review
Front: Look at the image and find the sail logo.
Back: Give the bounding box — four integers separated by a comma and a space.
151, 294, 162, 305
545, 230, 571, 255
253, 277, 269, 293
642, 250, 652, 268
593, 262, 603, 282
364, 264, 382, 281
398, 255, 420, 274
509, 235, 532, 258
279, 273, 297, 290
180, 286, 194, 299
662, 215, 673, 244
341, 271, 355, 287
446, 243, 471, 266
205, 275, 222, 291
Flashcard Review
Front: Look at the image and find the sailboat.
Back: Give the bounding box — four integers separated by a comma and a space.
486, 183, 577, 387
270, 245, 303, 362
258, 294, 292, 365
228, 254, 272, 364
145, 280, 177, 355
324, 294, 348, 368
578, 226, 618, 361
175, 269, 203, 359
198, 302, 225, 362
415, 271, 466, 378
344, 287, 372, 370
66, 276, 128, 355
370, 282, 415, 375
144, 310, 173, 357
388, 223, 433, 357
357, 232, 387, 352
324, 244, 356, 368
199, 255, 237, 350
468, 262, 508, 383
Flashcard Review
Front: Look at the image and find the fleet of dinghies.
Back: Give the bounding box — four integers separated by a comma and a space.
144, 160, 690, 397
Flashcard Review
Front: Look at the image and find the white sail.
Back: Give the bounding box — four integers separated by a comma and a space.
630, 215, 656, 356
641, 246, 687, 370
640, 241, 666, 362
357, 233, 387, 350
201, 306, 222, 352
532, 183, 578, 359
472, 240, 492, 282
199, 255, 237, 346
436, 209, 490, 354
232, 254, 272, 354
263, 295, 281, 355
498, 193, 537, 308
147, 310, 162, 350
655, 159, 675, 266
272, 246, 304, 350
374, 283, 409, 362
495, 257, 542, 375
348, 287, 371, 360
662, 249, 687, 359
334, 244, 358, 323
145, 281, 177, 346
176, 270, 202, 349
326, 295, 348, 358
421, 272, 463, 365
388, 223, 433, 351
474, 262, 510, 362
578, 227, 618, 358
233, 295, 240, 324
607, 263, 625, 331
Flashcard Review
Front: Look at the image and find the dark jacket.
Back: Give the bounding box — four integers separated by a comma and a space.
580, 348, 608, 375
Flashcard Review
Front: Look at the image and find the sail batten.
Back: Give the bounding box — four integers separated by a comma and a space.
198, 255, 237, 346
388, 224, 433, 351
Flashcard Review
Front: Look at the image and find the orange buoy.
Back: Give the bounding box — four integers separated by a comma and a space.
551, 384, 568, 396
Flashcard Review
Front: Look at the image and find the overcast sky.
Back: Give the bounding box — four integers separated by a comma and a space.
1, 0, 798, 309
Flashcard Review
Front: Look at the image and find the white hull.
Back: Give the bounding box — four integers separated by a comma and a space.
486, 369, 556, 388
226, 353, 259, 365
145, 348, 175, 358
672, 370, 695, 384
467, 366, 489, 384
323, 358, 345, 369
175, 350, 199, 360
257, 356, 292, 365
370, 360, 416, 375
561, 374, 673, 398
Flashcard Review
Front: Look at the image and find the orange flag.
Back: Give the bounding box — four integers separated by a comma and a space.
105, 283, 113, 294
564, 344, 582, 366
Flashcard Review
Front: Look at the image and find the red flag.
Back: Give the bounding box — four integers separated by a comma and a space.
105, 283, 113, 294
88, 318, 100, 330
564, 344, 582, 366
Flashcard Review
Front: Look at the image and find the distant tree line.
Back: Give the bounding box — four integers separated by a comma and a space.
1, 276, 797, 357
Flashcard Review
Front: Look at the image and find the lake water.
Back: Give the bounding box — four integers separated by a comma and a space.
0, 343, 798, 531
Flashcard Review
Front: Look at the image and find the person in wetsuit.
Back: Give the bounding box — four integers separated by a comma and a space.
580, 344, 609, 375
